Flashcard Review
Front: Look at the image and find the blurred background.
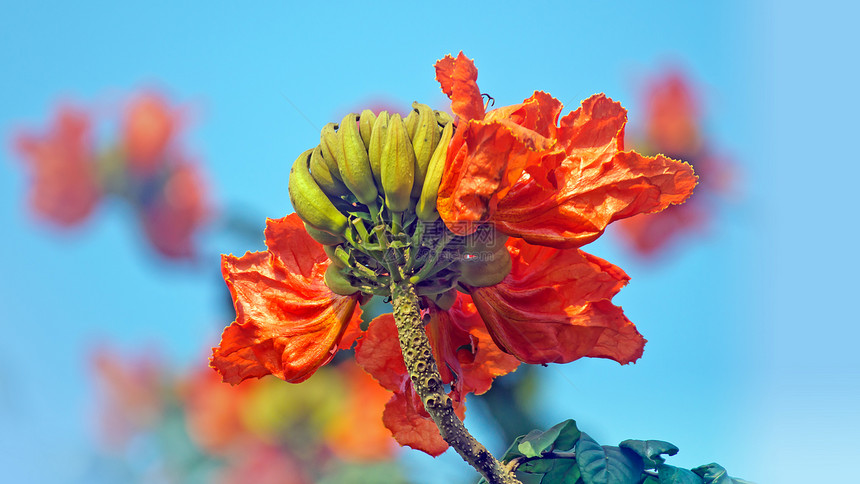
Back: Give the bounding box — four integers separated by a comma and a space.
1, 1, 857, 483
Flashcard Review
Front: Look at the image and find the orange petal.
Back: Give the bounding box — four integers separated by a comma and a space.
427, 294, 520, 399
355, 314, 408, 392
494, 151, 697, 248
382, 386, 450, 457
468, 239, 645, 365
211, 218, 362, 384
437, 120, 560, 234
435, 52, 485, 121
485, 91, 564, 140
444, 294, 520, 396
264, 214, 329, 278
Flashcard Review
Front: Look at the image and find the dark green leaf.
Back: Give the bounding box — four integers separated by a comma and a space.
619, 440, 679, 468
518, 420, 581, 457
642, 476, 661, 484
657, 464, 704, 484
575, 434, 645, 484
520, 458, 556, 474
691, 463, 733, 484
541, 458, 581, 484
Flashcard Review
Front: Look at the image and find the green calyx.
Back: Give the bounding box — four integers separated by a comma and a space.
287, 103, 512, 300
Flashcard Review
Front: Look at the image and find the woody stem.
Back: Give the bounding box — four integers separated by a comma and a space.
390, 281, 522, 484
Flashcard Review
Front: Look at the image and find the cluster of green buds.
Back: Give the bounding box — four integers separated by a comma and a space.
288, 102, 512, 308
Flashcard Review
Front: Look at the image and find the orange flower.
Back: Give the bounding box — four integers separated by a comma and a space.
210, 54, 701, 457
14, 106, 100, 226
427, 53, 697, 366
211, 213, 364, 384
435, 52, 697, 249
120, 92, 209, 259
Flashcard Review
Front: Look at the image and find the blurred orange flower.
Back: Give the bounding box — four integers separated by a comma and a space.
12, 92, 211, 260
91, 347, 164, 449
430, 53, 696, 366
616, 71, 735, 257
323, 361, 398, 461
123, 92, 182, 175
14, 106, 100, 226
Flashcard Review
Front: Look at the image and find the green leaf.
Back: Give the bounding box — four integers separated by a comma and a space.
575, 434, 645, 484
518, 419, 581, 457
642, 476, 661, 484
540, 459, 581, 484
691, 463, 733, 484
657, 464, 704, 484
619, 440, 679, 468
501, 434, 528, 462
519, 458, 556, 474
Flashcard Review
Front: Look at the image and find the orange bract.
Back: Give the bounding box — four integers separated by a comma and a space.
211, 214, 363, 384
435, 53, 697, 249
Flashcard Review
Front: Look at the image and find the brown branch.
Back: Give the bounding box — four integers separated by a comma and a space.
390, 281, 521, 484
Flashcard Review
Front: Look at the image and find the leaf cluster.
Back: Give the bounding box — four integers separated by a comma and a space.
478, 420, 752, 484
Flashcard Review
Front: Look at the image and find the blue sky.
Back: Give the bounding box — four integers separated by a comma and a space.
1, 1, 857, 483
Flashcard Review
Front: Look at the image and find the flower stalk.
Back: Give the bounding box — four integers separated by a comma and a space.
390, 280, 522, 484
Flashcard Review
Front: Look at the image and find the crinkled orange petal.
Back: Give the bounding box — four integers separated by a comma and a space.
435, 52, 485, 121
437, 120, 561, 234
484, 91, 564, 140
382, 386, 450, 457
449, 294, 521, 396
356, 312, 470, 456
556, 94, 628, 154
355, 314, 408, 392
427, 296, 520, 397
494, 151, 697, 248
263, 214, 327, 278
468, 238, 645, 365
211, 215, 362, 384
